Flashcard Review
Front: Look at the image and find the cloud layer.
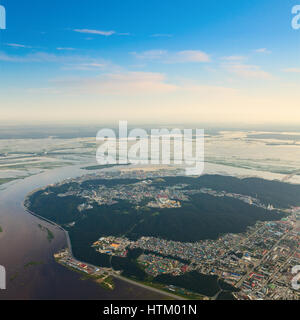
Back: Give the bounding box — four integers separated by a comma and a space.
74, 29, 116, 36
132, 50, 210, 63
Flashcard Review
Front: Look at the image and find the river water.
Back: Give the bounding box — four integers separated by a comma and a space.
0, 165, 165, 299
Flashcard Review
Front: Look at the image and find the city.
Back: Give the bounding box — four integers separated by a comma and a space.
52, 168, 276, 214
50, 168, 299, 300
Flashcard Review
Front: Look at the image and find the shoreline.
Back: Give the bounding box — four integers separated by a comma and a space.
24, 201, 186, 300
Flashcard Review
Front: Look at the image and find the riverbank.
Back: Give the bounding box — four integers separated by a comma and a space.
0, 164, 169, 299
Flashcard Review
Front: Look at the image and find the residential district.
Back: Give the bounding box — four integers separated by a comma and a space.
53, 168, 275, 212
89, 208, 300, 300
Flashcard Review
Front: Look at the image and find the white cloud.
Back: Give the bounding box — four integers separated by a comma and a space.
132, 50, 168, 60
63, 62, 108, 71
51, 71, 177, 95
0, 52, 111, 69
223, 62, 273, 79
46, 72, 240, 101
0, 51, 75, 63
282, 68, 300, 73
174, 50, 210, 63
0, 51, 54, 62
6, 43, 32, 48
132, 49, 210, 63
56, 47, 76, 51
254, 48, 271, 54
74, 29, 116, 36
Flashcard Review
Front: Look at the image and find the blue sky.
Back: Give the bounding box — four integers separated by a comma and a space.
0, 0, 300, 124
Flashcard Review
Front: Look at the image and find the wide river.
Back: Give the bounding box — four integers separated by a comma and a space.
0, 165, 166, 299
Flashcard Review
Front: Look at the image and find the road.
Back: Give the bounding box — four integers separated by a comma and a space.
111, 274, 186, 300
235, 229, 290, 289
65, 250, 186, 301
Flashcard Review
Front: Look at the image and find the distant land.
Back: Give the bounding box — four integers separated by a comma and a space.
81, 164, 130, 171
247, 133, 300, 141
0, 125, 220, 140
3, 125, 300, 140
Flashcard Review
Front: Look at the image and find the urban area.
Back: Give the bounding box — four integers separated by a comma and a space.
54, 168, 275, 211
89, 209, 300, 300
50, 168, 300, 300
